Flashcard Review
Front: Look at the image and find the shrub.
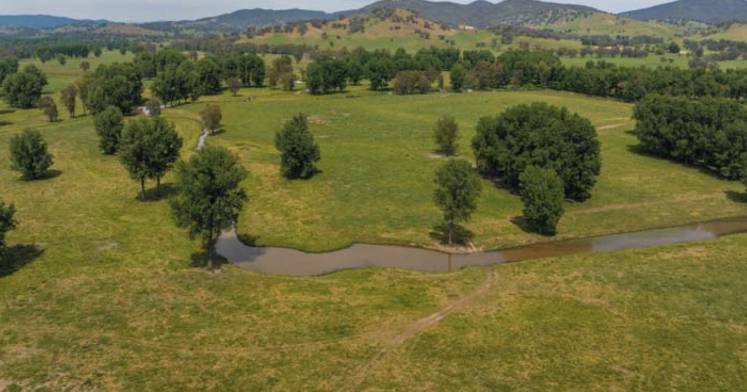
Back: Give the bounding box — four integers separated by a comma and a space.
472, 102, 601, 201
2, 65, 47, 109
94, 106, 124, 154
433, 116, 459, 156
393, 70, 431, 95
200, 104, 222, 133
519, 166, 565, 235
275, 114, 320, 179
9, 129, 54, 180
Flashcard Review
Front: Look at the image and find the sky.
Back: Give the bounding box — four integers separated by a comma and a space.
0, 0, 676, 22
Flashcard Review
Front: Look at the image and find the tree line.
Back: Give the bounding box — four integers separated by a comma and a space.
633, 95, 747, 180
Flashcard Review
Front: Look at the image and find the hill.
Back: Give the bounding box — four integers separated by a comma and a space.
537, 11, 686, 38
144, 8, 332, 32
621, 0, 747, 24
244, 9, 498, 52
0, 14, 107, 29
351, 0, 599, 28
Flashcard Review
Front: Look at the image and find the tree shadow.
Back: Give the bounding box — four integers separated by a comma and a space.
0, 120, 11, 127
0, 109, 15, 115
429, 223, 475, 245
237, 233, 260, 246
190, 249, 228, 269
139, 183, 177, 202
1, 244, 43, 278
725, 190, 747, 203
626, 144, 731, 179
209, 129, 226, 136
511, 216, 556, 237
18, 169, 62, 182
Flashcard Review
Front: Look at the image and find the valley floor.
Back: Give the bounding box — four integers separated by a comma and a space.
1, 62, 746, 389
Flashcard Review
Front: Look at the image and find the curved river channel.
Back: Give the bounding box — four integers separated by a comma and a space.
215, 216, 747, 276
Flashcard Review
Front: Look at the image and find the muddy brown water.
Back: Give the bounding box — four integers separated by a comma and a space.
215, 216, 747, 276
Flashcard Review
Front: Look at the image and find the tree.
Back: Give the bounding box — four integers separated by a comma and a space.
393, 70, 431, 95
148, 117, 183, 187
119, 117, 183, 199
306, 57, 347, 95
60, 84, 77, 118
75, 74, 94, 115
39, 96, 58, 122
200, 105, 222, 134
634, 95, 747, 179
227, 77, 241, 96
146, 98, 162, 116
0, 200, 16, 256
668, 41, 681, 54
80, 60, 90, 72
56, 55, 66, 66
519, 166, 565, 235
196, 57, 223, 95
86, 63, 143, 114
9, 129, 54, 180
268, 55, 294, 88
170, 146, 247, 270
434, 116, 459, 156
433, 159, 482, 245
472, 103, 601, 201
2, 65, 48, 109
0, 58, 19, 85
366, 56, 395, 90
275, 114, 320, 179
94, 105, 124, 154
450, 63, 465, 92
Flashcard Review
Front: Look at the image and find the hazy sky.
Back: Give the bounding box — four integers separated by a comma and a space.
0, 0, 675, 22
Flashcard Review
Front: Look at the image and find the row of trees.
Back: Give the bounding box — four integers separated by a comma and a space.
452, 49, 747, 102
633, 95, 747, 179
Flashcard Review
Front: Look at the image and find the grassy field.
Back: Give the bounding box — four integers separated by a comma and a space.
159, 86, 746, 252
2, 47, 747, 390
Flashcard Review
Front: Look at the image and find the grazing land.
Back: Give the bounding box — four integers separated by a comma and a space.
2, 6, 747, 389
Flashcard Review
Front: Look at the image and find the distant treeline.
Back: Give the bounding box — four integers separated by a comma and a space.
0, 37, 135, 61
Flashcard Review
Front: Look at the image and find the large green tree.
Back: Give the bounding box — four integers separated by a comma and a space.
93, 105, 124, 155
9, 129, 54, 180
472, 103, 601, 201
274, 114, 320, 179
119, 117, 183, 198
433, 159, 482, 245
2, 65, 47, 109
519, 166, 565, 235
171, 146, 247, 269
86, 63, 143, 114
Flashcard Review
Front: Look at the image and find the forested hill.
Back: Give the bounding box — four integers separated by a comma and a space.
621, 0, 747, 24
0, 15, 107, 29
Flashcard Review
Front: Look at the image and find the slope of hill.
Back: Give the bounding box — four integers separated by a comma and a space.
0, 15, 107, 29
144, 8, 334, 32
621, 0, 747, 24
538, 11, 686, 38
354, 0, 599, 28
245, 8, 493, 52
701, 22, 747, 42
